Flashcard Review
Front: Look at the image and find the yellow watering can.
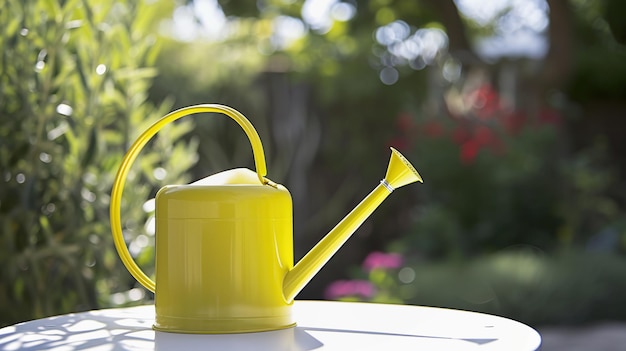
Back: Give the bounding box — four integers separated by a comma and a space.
110, 104, 422, 334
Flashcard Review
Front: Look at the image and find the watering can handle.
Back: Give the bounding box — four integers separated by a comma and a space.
110, 104, 268, 292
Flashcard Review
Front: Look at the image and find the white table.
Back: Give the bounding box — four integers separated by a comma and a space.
0, 301, 541, 351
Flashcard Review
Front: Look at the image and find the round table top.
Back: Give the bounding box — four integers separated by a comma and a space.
0, 300, 541, 351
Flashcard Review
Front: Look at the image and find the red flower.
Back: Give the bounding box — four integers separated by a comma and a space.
460, 139, 480, 164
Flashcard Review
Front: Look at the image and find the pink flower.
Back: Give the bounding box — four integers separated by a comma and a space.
362, 251, 403, 271
324, 280, 376, 300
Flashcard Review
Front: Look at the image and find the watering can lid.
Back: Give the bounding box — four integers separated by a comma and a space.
191, 168, 265, 186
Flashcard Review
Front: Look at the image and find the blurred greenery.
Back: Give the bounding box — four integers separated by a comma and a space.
2, 0, 626, 328
0, 0, 196, 326
334, 249, 626, 326
397, 108, 623, 258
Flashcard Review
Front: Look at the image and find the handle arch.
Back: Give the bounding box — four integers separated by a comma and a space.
110, 104, 268, 292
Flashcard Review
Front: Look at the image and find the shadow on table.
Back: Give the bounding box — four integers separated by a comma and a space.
0, 306, 155, 351
300, 327, 497, 346
0, 306, 498, 350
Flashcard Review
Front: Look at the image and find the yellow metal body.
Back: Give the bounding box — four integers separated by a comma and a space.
109, 104, 423, 334
154, 178, 295, 333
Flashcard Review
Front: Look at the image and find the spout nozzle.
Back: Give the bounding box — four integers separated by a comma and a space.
283, 148, 422, 302
385, 147, 423, 189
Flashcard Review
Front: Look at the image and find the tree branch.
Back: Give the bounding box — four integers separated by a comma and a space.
423, 0, 482, 64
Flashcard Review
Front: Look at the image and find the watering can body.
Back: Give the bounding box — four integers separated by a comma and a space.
110, 104, 423, 334
154, 174, 295, 332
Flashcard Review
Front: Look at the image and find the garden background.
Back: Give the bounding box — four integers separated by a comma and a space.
2, 0, 626, 329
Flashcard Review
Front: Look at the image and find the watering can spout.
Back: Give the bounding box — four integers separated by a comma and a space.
283, 148, 422, 302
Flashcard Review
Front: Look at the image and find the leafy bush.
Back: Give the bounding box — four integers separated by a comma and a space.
327, 249, 626, 326
0, 0, 196, 326
324, 77, 626, 325
388, 80, 625, 258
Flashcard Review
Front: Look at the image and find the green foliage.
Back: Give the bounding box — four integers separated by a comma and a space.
406, 123, 564, 256
0, 0, 623, 329
0, 0, 196, 326
153, 0, 626, 307
605, 0, 626, 44
387, 82, 624, 259
568, 0, 626, 102
325, 87, 626, 324
418, 249, 626, 326
569, 48, 626, 102
327, 249, 626, 326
